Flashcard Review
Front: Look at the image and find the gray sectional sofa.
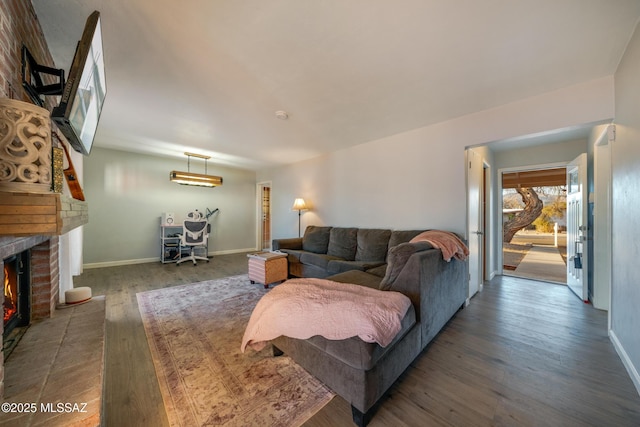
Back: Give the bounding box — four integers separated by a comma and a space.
271, 226, 468, 426
273, 225, 425, 279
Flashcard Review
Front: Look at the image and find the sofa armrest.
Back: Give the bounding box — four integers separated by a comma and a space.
272, 237, 303, 251
388, 248, 467, 346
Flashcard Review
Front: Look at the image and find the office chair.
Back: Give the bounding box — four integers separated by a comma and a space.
176, 210, 209, 266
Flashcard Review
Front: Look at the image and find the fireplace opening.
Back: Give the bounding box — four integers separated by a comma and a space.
3, 251, 31, 358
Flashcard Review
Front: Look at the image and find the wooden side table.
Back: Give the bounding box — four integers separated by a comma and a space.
247, 252, 288, 288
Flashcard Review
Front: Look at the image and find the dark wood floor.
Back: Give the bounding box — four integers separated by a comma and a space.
76, 253, 640, 427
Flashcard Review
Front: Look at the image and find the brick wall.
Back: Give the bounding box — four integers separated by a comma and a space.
0, 0, 56, 108
0, 0, 61, 401
0, 0, 61, 315
31, 238, 60, 318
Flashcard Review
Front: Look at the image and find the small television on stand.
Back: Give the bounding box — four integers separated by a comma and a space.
22, 10, 106, 156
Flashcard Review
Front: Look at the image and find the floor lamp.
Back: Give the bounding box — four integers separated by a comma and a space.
292, 198, 308, 237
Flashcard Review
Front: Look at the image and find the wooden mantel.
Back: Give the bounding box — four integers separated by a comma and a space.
0, 192, 88, 236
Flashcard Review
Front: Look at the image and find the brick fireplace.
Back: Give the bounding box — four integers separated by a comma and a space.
0, 96, 87, 403
0, 236, 60, 398
0, 0, 89, 403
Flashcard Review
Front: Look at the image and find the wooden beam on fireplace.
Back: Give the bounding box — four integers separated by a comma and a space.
0, 193, 88, 236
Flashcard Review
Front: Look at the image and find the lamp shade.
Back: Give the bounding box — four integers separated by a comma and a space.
292, 198, 308, 211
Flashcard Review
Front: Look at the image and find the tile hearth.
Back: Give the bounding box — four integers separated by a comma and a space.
0, 296, 105, 427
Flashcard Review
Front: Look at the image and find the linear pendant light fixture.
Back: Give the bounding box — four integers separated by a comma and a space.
170, 152, 223, 187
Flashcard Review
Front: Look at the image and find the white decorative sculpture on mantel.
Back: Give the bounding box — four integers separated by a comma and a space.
0, 98, 52, 193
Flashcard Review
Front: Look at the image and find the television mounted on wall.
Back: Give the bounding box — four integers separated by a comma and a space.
22, 11, 106, 156
52, 11, 107, 156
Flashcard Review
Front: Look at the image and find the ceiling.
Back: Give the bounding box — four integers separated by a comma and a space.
31, 1, 640, 170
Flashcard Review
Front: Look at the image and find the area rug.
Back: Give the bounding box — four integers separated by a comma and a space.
136, 274, 334, 427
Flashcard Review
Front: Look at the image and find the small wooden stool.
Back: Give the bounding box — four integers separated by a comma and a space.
247, 252, 288, 288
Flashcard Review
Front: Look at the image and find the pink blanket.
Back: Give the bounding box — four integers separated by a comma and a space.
410, 230, 469, 261
241, 278, 412, 352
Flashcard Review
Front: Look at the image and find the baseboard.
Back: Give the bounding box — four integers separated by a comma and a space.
83, 247, 257, 270
609, 329, 640, 396
210, 247, 257, 256
84, 257, 158, 269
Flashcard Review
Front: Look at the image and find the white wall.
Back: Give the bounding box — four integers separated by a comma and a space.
590, 124, 612, 311
612, 21, 640, 394
262, 130, 467, 237
493, 138, 587, 169
82, 147, 257, 266
258, 77, 615, 241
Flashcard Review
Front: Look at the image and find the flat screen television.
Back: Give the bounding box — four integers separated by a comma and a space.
51, 11, 107, 156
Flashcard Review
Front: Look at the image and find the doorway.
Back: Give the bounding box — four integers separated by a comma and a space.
501, 166, 568, 284
257, 182, 272, 251
471, 125, 612, 317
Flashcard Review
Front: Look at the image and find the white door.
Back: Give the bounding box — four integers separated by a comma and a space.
467, 149, 483, 298
566, 153, 588, 301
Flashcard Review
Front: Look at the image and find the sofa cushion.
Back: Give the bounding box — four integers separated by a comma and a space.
328, 269, 383, 290
327, 260, 385, 275
355, 229, 391, 262
366, 264, 387, 278
300, 252, 343, 270
327, 227, 358, 260
302, 226, 332, 253
388, 230, 426, 249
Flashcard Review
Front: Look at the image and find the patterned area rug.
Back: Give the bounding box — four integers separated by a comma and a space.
137, 275, 334, 426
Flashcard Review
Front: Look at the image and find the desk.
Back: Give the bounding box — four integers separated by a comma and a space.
161, 225, 184, 263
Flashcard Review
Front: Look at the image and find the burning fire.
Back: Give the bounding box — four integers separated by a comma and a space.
4, 264, 17, 323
